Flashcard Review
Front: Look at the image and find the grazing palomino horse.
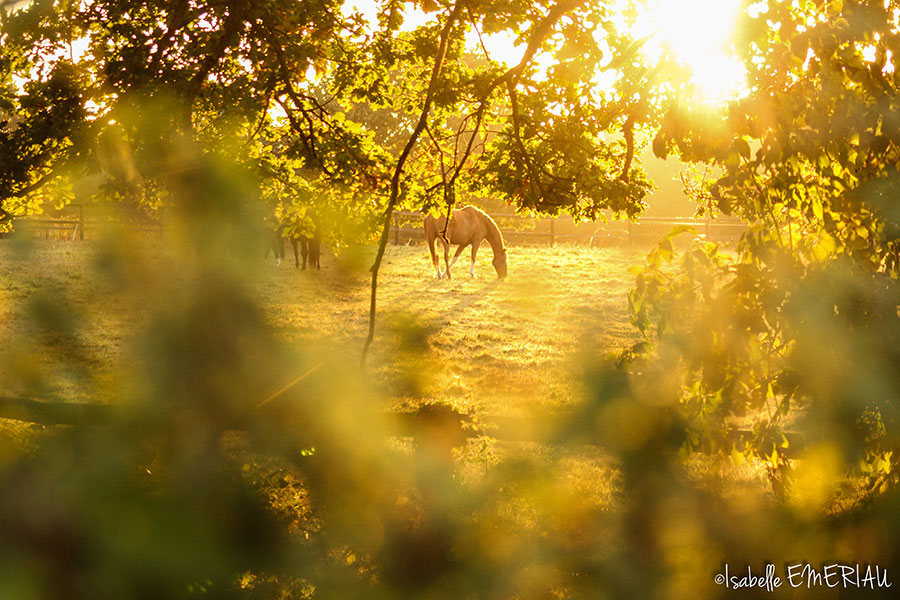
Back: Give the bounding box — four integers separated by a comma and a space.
424, 206, 507, 279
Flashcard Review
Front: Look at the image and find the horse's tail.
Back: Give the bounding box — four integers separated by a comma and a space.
423, 215, 433, 243
423, 215, 438, 259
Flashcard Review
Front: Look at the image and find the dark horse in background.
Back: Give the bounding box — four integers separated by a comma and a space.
268, 225, 321, 270
424, 206, 507, 279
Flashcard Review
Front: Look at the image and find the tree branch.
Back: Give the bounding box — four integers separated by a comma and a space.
7, 161, 67, 199
620, 115, 634, 182
181, 2, 248, 132
362, 0, 467, 365
443, 0, 589, 211
507, 83, 546, 201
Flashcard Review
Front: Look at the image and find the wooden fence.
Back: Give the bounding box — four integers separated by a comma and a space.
391, 210, 746, 247
16, 204, 160, 240
22, 204, 86, 240
14, 206, 746, 246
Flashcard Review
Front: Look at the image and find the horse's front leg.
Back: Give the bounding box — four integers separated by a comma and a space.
469, 243, 479, 278
446, 244, 467, 279
442, 241, 452, 279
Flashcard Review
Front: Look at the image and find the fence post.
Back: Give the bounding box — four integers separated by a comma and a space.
549, 218, 555, 247
393, 213, 399, 245
78, 204, 84, 240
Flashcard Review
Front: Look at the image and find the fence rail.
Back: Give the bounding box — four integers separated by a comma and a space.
22, 218, 85, 240
15, 204, 86, 240
391, 210, 746, 247
16, 205, 160, 241
13, 207, 746, 246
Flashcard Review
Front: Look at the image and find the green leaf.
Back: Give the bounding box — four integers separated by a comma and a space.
652, 133, 668, 159
733, 138, 751, 160
811, 197, 824, 221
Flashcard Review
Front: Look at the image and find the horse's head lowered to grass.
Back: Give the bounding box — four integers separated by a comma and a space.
492, 247, 507, 279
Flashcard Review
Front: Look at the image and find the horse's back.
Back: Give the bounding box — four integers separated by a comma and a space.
455, 206, 490, 238
424, 206, 490, 245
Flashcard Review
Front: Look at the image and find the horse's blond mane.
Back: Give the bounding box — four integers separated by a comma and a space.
464, 205, 505, 249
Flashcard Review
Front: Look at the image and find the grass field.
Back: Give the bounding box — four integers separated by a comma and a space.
249, 243, 641, 417
0, 237, 644, 427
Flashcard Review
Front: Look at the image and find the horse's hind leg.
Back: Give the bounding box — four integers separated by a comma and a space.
290, 238, 299, 269
426, 230, 442, 278
300, 237, 309, 270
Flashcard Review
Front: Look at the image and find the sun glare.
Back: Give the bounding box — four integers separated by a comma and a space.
635, 0, 748, 104
342, 0, 747, 104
